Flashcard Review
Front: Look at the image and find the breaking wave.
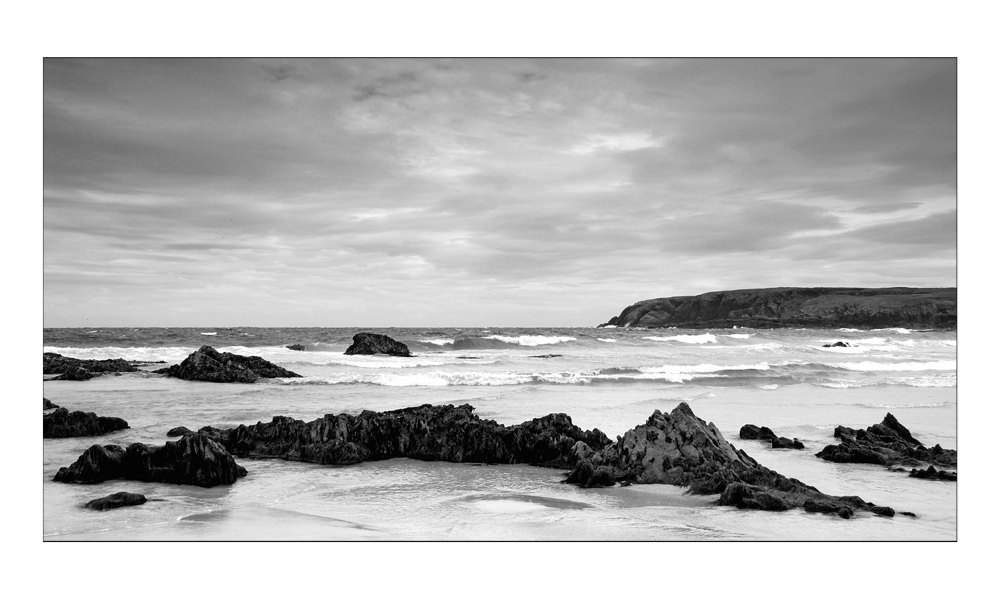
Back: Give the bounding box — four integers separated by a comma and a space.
643, 334, 718, 344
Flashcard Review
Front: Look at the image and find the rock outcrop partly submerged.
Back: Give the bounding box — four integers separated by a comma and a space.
599, 287, 956, 329
565, 403, 894, 518
155, 345, 301, 383
182, 402, 893, 518
190, 403, 610, 468
816, 413, 957, 473
84, 491, 148, 511
739, 424, 803, 449
44, 398, 59, 410
44, 353, 140, 381
344, 332, 412, 357
43, 408, 129, 438
53, 434, 247, 487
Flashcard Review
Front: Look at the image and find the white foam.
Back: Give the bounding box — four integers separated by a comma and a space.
723, 333, 753, 339
872, 327, 913, 334
482, 335, 577, 346
419, 338, 455, 346
829, 360, 956, 372
596, 338, 617, 343
757, 384, 779, 390
642, 334, 718, 344
638, 362, 770, 374
836, 328, 862, 332
200, 332, 217, 336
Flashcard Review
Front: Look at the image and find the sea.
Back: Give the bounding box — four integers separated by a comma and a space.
42, 326, 957, 541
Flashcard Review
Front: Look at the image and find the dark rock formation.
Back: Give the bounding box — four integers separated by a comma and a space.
54, 434, 247, 487
823, 342, 851, 348
286, 344, 307, 351
154, 345, 301, 383
529, 354, 562, 359
817, 413, 957, 470
44, 352, 139, 381
599, 287, 956, 329
564, 403, 895, 518
344, 332, 411, 357
772, 437, 805, 450
43, 408, 129, 438
166, 426, 194, 437
84, 491, 147, 511
909, 465, 957, 481
44, 398, 59, 410
740, 424, 778, 441
186, 404, 609, 470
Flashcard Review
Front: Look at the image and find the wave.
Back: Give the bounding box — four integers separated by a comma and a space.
481, 335, 577, 346
418, 338, 455, 346
826, 360, 956, 372
643, 334, 718, 344
723, 333, 753, 339
852, 401, 953, 409
596, 338, 617, 343
200, 332, 217, 336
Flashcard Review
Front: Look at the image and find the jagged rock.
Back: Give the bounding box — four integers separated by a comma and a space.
740, 424, 778, 441
191, 404, 610, 470
909, 465, 957, 481
565, 402, 895, 518
599, 287, 956, 329
44, 352, 139, 380
771, 437, 805, 450
166, 426, 194, 437
344, 332, 411, 357
154, 345, 301, 383
44, 398, 59, 410
43, 408, 129, 438
823, 342, 851, 348
54, 434, 247, 487
817, 413, 957, 470
84, 492, 147, 511
286, 344, 307, 351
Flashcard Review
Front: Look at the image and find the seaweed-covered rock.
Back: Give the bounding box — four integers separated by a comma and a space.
84, 492, 147, 511
154, 346, 301, 383
44, 352, 139, 380
817, 413, 957, 470
740, 424, 778, 441
53, 434, 247, 487
823, 342, 851, 348
194, 404, 610, 470
344, 332, 411, 357
565, 403, 895, 518
44, 408, 129, 438
44, 398, 59, 410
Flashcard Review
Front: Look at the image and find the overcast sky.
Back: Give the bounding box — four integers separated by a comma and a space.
43, 58, 956, 327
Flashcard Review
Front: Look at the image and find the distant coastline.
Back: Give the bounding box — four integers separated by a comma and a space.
599, 287, 956, 330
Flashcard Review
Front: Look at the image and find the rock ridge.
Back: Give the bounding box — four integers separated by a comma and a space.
154, 345, 301, 383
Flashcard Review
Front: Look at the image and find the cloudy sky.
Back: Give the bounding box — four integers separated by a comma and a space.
43, 58, 956, 327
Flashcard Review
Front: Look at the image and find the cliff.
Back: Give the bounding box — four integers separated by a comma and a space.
599, 287, 956, 329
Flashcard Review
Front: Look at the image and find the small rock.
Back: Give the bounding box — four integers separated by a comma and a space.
166, 426, 194, 437
84, 492, 147, 511
286, 344, 307, 351
344, 332, 411, 357
44, 398, 59, 410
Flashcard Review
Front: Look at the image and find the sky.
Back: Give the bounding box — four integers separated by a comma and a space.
43, 58, 956, 327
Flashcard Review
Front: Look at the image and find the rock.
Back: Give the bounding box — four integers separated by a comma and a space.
54, 434, 247, 487
529, 354, 562, 359
565, 402, 895, 517
166, 426, 194, 437
154, 345, 301, 383
344, 332, 411, 357
598, 287, 956, 329
43, 408, 129, 438
771, 437, 805, 450
817, 413, 957, 470
54, 444, 126, 483
739, 424, 778, 441
456, 356, 480, 359
901, 511, 917, 517
823, 342, 851, 348
286, 344, 307, 351
194, 404, 611, 470
44, 398, 59, 410
44, 352, 139, 380
909, 465, 957, 481
84, 492, 147, 511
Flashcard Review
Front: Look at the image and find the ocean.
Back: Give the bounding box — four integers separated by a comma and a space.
42, 326, 957, 541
